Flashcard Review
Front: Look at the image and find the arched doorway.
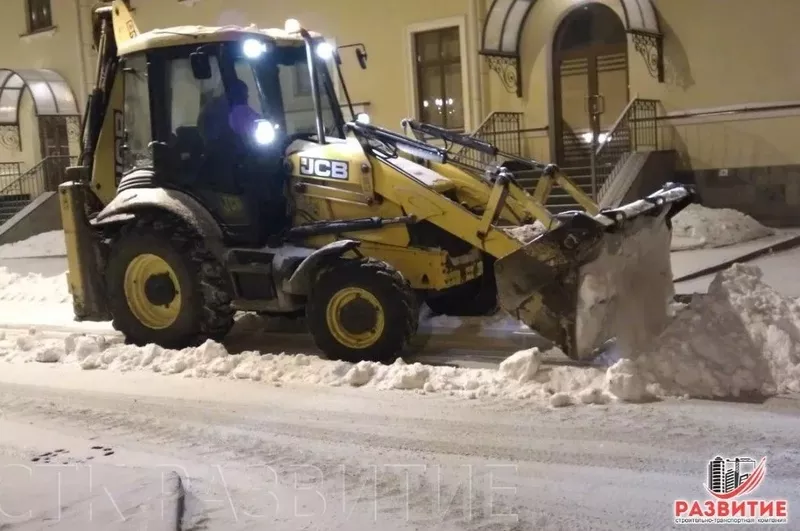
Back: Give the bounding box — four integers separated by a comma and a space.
552, 3, 628, 168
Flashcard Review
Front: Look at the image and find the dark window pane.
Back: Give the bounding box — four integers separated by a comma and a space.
418, 64, 442, 126
414, 26, 464, 129
441, 28, 461, 60
27, 0, 52, 32
443, 63, 464, 129
415, 31, 440, 63
556, 4, 626, 52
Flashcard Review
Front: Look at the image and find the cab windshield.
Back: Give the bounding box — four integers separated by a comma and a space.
235, 39, 346, 140
274, 44, 345, 138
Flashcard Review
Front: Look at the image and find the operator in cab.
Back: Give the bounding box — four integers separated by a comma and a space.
198, 78, 262, 147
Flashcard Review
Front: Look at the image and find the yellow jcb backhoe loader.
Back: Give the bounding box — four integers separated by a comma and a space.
59, 1, 695, 363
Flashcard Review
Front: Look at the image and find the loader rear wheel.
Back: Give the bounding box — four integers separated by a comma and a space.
306, 259, 418, 363
106, 219, 234, 348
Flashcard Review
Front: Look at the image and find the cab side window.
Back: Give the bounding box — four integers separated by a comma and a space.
122, 54, 153, 175
164, 53, 225, 179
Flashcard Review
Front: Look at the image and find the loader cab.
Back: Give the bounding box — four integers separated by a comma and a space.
118, 33, 347, 246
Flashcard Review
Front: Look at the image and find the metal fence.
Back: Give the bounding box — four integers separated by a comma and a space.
594, 98, 659, 200
0, 156, 78, 199
0, 162, 22, 190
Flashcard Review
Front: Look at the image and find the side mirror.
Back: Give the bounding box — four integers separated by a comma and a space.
190, 52, 212, 80
355, 47, 368, 70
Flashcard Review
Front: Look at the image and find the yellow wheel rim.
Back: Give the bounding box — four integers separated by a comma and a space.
325, 287, 385, 349
123, 253, 182, 330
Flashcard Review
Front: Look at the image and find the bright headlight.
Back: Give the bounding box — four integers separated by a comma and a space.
254, 120, 277, 145
243, 38, 267, 59
316, 41, 334, 60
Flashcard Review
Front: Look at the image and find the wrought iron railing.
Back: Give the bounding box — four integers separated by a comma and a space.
0, 162, 21, 177
595, 98, 659, 202
449, 111, 525, 170
0, 162, 22, 189
0, 155, 78, 199
405, 100, 661, 203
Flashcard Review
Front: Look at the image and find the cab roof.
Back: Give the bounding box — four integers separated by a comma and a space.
118, 25, 321, 55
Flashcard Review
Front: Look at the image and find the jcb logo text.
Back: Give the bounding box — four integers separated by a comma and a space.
299, 157, 349, 180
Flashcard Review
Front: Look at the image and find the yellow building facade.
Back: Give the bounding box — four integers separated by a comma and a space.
1, 0, 799, 223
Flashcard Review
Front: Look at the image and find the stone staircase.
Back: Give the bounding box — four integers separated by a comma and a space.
0, 155, 77, 228
450, 99, 660, 213
546, 131, 623, 212
0, 194, 32, 225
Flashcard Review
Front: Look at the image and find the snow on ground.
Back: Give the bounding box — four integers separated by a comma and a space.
420, 306, 530, 334
0, 265, 70, 304
610, 263, 800, 400
675, 245, 800, 297
671, 203, 775, 250
0, 230, 65, 258
0, 328, 605, 407
2, 263, 798, 407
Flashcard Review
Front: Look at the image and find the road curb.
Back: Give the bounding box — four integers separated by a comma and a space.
673, 235, 800, 283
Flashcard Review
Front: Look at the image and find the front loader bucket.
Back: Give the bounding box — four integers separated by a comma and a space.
495, 184, 695, 361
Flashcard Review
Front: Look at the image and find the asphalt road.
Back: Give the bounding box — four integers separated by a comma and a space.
0, 363, 797, 530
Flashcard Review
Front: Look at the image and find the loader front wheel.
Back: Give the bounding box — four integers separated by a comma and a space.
106, 221, 234, 348
307, 259, 418, 363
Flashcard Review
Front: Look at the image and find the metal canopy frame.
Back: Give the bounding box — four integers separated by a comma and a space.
480, 0, 664, 98
0, 69, 80, 151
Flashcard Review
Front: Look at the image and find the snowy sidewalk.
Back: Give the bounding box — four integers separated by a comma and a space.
671, 228, 800, 280
675, 246, 800, 296
0, 419, 184, 530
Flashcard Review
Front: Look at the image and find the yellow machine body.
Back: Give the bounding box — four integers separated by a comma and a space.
59, 1, 695, 362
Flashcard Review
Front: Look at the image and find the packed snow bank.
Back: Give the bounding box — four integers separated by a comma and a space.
2, 265, 796, 405
0, 230, 66, 258
671, 204, 774, 251
421, 308, 531, 334
0, 331, 613, 406
611, 264, 800, 400
0, 266, 70, 303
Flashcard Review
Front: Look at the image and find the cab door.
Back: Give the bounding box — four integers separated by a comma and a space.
147, 44, 263, 244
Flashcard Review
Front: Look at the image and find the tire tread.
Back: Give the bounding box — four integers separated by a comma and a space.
106, 213, 234, 347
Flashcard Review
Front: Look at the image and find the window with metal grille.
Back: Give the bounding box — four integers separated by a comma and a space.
413, 26, 464, 130
26, 0, 52, 33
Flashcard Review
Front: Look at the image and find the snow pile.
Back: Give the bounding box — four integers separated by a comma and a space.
3, 263, 796, 405
422, 309, 531, 334
575, 212, 675, 359
0, 230, 66, 258
610, 264, 800, 400
0, 266, 70, 303
0, 330, 614, 406
671, 204, 774, 251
